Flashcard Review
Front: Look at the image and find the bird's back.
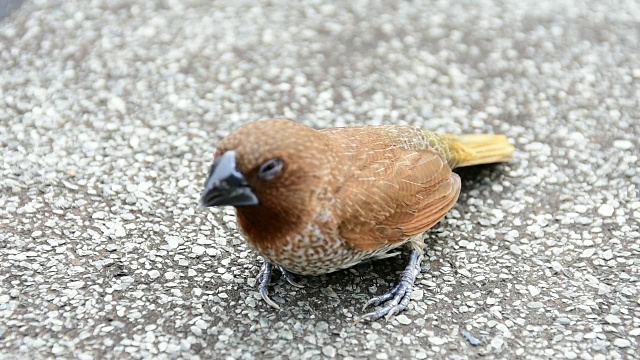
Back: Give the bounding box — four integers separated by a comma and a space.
321, 125, 461, 168
321, 125, 514, 169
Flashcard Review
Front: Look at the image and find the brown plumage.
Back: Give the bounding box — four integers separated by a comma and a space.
201, 118, 514, 320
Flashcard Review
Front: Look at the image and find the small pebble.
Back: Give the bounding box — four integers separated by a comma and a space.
613, 338, 631, 348
613, 140, 633, 150
322, 345, 337, 358
528, 285, 541, 297
463, 332, 481, 346
92, 211, 107, 219
528, 302, 544, 309
597, 204, 615, 217
395, 315, 411, 325
490, 336, 504, 349
191, 245, 206, 256
605, 315, 621, 324
601, 249, 613, 260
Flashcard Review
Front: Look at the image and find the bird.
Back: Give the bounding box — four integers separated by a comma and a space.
200, 118, 514, 321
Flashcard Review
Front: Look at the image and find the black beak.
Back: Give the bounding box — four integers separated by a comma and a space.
200, 150, 259, 207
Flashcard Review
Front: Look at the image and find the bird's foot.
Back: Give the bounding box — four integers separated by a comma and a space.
357, 249, 424, 323
257, 261, 303, 309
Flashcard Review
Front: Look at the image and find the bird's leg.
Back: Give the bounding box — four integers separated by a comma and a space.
257, 262, 280, 309
359, 248, 424, 322
257, 261, 303, 310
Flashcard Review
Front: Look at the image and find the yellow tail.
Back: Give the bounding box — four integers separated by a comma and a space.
446, 133, 515, 168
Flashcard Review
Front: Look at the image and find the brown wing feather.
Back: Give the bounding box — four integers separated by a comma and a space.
336, 148, 461, 251
396, 174, 461, 235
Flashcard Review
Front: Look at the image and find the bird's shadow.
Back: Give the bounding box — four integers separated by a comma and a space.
455, 163, 504, 193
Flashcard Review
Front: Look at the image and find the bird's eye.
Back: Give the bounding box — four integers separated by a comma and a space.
257, 158, 284, 180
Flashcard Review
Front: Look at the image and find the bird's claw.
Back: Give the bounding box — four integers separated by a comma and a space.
362, 283, 400, 310
357, 249, 424, 323
258, 262, 280, 309
257, 262, 303, 309
279, 266, 304, 288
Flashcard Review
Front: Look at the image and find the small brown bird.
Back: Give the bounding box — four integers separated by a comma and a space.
201, 118, 514, 321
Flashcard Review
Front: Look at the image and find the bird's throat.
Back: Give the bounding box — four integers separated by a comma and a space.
235, 206, 305, 250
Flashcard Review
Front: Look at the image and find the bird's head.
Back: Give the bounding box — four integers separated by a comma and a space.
200, 119, 337, 222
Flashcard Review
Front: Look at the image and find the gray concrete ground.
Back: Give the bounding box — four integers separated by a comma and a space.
1, 0, 639, 359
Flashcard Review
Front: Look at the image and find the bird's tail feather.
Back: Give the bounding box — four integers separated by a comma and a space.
446, 133, 515, 168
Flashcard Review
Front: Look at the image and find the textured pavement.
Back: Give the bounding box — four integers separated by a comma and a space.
1, 1, 639, 359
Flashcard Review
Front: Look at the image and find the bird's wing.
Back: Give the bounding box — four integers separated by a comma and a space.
336, 148, 461, 251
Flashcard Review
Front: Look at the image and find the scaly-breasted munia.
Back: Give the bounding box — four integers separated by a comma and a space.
201, 118, 514, 321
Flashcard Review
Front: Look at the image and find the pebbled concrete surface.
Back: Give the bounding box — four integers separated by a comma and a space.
0, 1, 24, 21
1, 0, 639, 359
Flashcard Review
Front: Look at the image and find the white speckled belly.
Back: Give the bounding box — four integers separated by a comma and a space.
255, 222, 407, 276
